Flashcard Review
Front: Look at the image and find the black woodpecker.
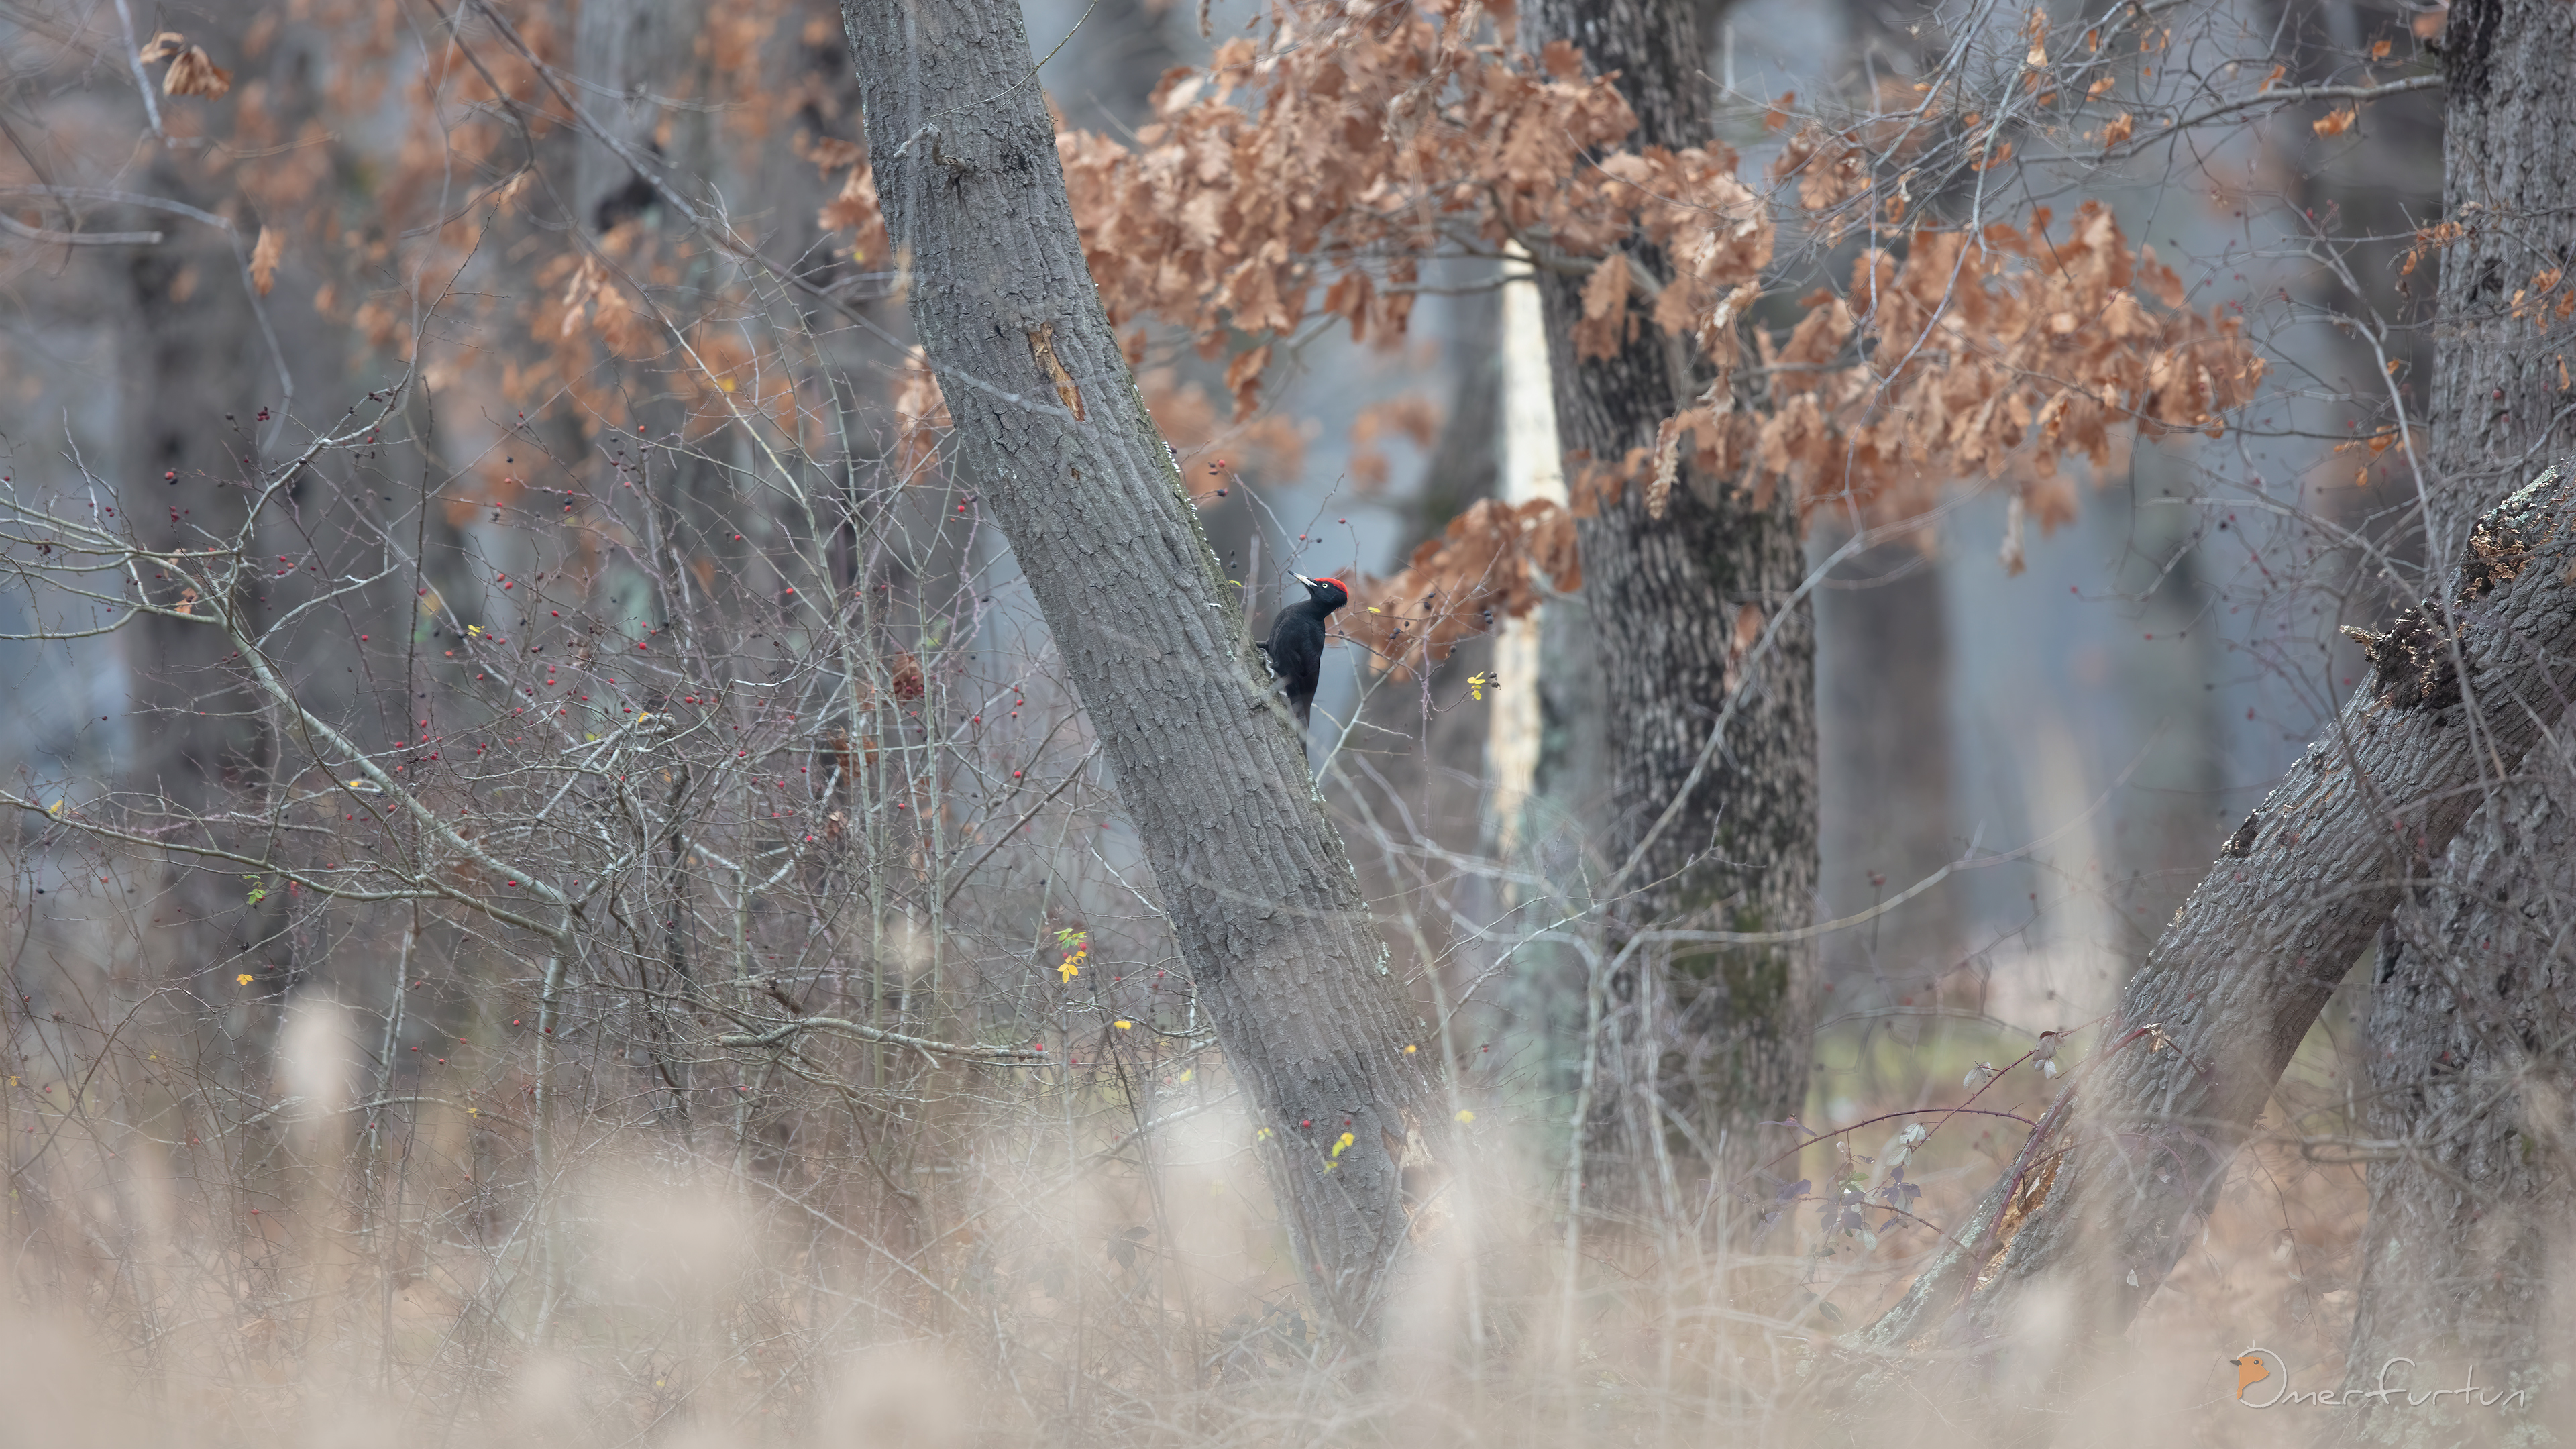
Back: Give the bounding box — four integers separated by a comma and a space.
1258, 573, 1348, 727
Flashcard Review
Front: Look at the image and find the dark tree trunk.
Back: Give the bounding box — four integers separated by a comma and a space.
2337, 1, 2576, 1435
119, 114, 292, 1062
1523, 0, 1821, 1212
837, 0, 1444, 1340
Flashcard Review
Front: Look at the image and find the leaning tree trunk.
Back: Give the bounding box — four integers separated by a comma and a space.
1523, 0, 1821, 1220
837, 0, 1444, 1340
2336, 1, 2576, 1436
1845, 453, 2576, 1387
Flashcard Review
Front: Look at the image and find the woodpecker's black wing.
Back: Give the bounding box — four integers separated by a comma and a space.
1263, 610, 1325, 725
1260, 574, 1347, 729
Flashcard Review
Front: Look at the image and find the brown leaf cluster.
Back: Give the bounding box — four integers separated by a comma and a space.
139, 32, 233, 99
892, 347, 953, 480
800, 133, 890, 266
2509, 267, 2573, 328
1737, 203, 2263, 527
1061, 0, 2261, 662
1341, 498, 1577, 676
1580, 203, 2262, 532
1057, 3, 1653, 417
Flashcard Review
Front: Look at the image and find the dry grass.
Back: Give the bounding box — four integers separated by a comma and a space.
0, 918, 2432, 1449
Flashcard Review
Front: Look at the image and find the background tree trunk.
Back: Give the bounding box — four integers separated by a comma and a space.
837, 0, 1444, 1340
1814, 541, 1960, 987
2339, 0, 2576, 1433
1523, 0, 1821, 1218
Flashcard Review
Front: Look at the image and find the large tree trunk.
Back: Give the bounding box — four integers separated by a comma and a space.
1849, 453, 2576, 1379
2398, 0, 2576, 560
836, 0, 1444, 1340
1523, 0, 1821, 1218
2337, 0, 2576, 1435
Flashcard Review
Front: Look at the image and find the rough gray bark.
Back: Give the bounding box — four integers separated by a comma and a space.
2335, 1, 2576, 1436
1524, 0, 1821, 1214
2342, 772, 2576, 1438
2390, 0, 2576, 559
1849, 455, 2576, 1371
837, 0, 1444, 1338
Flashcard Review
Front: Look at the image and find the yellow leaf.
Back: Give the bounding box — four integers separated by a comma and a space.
1114, 1020, 1132, 1029
236, 973, 254, 985
1455, 1109, 1476, 1124
1331, 1131, 1354, 1157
